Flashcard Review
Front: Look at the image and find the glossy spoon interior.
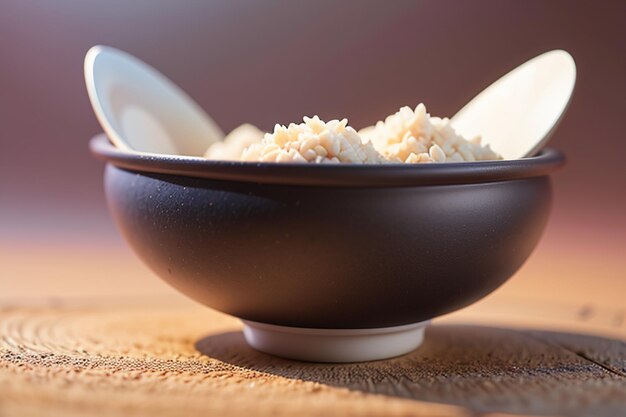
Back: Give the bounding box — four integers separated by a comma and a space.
451, 50, 576, 160
84, 45, 224, 156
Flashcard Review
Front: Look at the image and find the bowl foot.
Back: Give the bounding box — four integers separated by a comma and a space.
242, 320, 429, 363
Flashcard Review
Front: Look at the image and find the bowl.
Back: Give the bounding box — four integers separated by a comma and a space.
90, 134, 565, 362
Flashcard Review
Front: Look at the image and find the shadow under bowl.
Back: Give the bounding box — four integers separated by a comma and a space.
90, 134, 564, 361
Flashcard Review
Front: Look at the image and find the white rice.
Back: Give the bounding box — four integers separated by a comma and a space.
360, 103, 501, 163
203, 104, 501, 163
241, 116, 385, 164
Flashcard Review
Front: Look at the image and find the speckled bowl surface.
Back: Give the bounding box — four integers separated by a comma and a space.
91, 134, 564, 329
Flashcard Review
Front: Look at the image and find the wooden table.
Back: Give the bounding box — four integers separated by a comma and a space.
1, 238, 624, 417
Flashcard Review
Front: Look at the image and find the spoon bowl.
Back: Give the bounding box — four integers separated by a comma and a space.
84, 45, 224, 156
451, 50, 576, 160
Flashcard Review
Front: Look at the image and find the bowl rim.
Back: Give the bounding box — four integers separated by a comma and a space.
90, 134, 565, 187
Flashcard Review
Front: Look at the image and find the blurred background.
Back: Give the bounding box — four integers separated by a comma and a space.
1, 1, 624, 311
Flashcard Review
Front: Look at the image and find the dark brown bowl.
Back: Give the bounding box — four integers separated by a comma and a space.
90, 134, 564, 329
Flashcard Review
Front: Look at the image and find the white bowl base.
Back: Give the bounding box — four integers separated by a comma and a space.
242, 320, 429, 363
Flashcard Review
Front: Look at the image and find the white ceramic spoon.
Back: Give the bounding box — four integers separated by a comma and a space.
451, 50, 576, 160
84, 45, 225, 156
86, 46, 574, 161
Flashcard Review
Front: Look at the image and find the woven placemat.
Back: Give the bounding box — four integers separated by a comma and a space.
1, 302, 624, 417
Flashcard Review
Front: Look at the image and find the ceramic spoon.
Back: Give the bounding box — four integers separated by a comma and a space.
86, 46, 575, 161
84, 45, 225, 156
451, 50, 576, 160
